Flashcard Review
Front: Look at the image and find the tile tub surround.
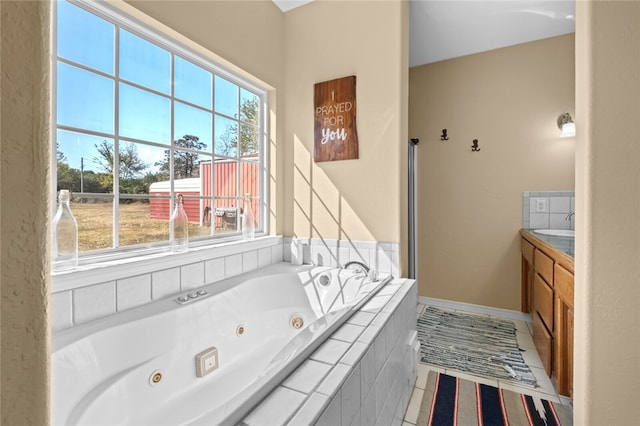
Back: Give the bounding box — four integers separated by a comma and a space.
283, 237, 400, 278
242, 278, 418, 426
51, 237, 401, 332
51, 236, 284, 331
522, 191, 575, 230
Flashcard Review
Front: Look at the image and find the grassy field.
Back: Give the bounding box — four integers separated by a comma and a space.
72, 202, 219, 252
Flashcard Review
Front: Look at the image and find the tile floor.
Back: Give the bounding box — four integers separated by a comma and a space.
402, 303, 573, 425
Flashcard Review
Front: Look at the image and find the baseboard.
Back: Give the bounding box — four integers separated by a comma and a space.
418, 296, 532, 322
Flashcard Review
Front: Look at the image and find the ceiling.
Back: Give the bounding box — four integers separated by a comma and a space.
273, 0, 575, 67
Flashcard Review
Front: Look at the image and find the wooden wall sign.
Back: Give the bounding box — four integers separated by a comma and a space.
314, 76, 359, 162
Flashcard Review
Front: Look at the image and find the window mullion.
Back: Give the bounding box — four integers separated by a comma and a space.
113, 24, 121, 249
169, 52, 176, 243
236, 85, 242, 234
214, 80, 218, 236
260, 95, 267, 233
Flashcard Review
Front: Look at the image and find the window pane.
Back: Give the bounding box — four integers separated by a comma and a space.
57, 63, 114, 134
119, 29, 170, 94
119, 197, 168, 247
175, 102, 212, 147
148, 177, 171, 229
199, 160, 214, 231
190, 222, 213, 238
119, 83, 170, 144
211, 158, 239, 234
172, 147, 206, 180
137, 143, 171, 182
239, 124, 259, 157
215, 75, 239, 118
57, 0, 114, 74
56, 130, 115, 194
214, 115, 238, 157
213, 160, 238, 201
74, 197, 114, 252
168, 168, 203, 235
240, 89, 259, 124
213, 159, 238, 201
116, 141, 164, 195
241, 160, 260, 229
180, 195, 213, 239
175, 56, 212, 109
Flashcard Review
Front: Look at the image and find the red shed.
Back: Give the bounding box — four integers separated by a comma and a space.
149, 178, 201, 224
149, 159, 259, 228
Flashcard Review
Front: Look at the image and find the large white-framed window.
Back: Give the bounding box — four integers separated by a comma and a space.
53, 0, 268, 261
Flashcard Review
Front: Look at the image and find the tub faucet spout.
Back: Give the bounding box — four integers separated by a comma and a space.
343, 261, 370, 274
565, 212, 575, 221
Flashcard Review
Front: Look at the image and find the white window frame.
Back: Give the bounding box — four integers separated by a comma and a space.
52, 0, 270, 265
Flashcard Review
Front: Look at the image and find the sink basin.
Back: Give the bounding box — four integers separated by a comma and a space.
533, 229, 575, 238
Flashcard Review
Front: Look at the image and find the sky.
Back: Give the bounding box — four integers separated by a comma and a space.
56, 0, 254, 176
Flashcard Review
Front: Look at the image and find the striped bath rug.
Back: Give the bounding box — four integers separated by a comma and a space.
418, 372, 573, 426
418, 306, 537, 387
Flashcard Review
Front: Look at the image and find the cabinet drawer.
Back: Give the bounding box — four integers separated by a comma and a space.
534, 249, 554, 285
533, 312, 553, 376
534, 274, 554, 331
554, 264, 574, 308
521, 238, 534, 265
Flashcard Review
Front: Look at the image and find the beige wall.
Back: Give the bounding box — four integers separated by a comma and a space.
0, 2, 51, 424
574, 1, 640, 424
283, 0, 408, 252
409, 34, 575, 310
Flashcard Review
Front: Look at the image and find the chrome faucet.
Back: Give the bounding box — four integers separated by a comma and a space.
343, 261, 379, 281
565, 212, 575, 221
343, 260, 370, 273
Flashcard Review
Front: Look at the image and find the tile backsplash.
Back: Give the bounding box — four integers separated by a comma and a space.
523, 191, 575, 230
283, 237, 400, 278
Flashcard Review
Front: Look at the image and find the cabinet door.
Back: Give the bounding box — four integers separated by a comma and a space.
567, 308, 574, 398
555, 297, 574, 397
555, 264, 574, 307
533, 312, 553, 376
554, 263, 574, 397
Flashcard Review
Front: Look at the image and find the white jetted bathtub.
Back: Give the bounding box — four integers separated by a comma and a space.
52, 263, 392, 425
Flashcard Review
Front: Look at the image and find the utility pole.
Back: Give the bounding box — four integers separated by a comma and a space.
80, 157, 84, 194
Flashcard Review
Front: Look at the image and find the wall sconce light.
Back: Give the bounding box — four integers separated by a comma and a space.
557, 113, 576, 138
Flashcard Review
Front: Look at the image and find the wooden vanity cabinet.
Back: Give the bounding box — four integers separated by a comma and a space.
520, 230, 574, 397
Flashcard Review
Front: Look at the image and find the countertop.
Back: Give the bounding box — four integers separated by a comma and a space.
521, 229, 575, 259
